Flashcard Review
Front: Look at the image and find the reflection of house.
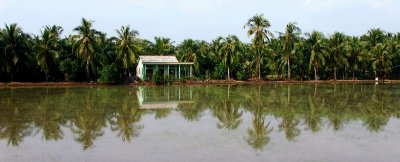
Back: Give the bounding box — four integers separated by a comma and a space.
137, 86, 194, 109
136, 56, 194, 81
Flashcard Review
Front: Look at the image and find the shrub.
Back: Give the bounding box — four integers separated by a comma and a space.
59, 59, 79, 81
98, 63, 119, 83
152, 71, 164, 84
237, 70, 248, 80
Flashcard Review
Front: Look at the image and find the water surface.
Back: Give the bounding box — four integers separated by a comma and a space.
1, 84, 400, 162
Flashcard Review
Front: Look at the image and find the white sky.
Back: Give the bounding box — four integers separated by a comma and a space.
0, 0, 399, 43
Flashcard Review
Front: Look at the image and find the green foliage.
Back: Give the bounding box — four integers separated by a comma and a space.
152, 71, 164, 84
98, 63, 119, 83
212, 62, 227, 79
237, 70, 248, 80
59, 59, 79, 81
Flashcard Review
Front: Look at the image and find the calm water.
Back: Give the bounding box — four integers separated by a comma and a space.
1, 84, 400, 162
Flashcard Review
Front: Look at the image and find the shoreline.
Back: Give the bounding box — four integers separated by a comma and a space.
1, 80, 400, 87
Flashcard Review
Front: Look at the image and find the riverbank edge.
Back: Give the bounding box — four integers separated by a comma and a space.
1, 80, 400, 87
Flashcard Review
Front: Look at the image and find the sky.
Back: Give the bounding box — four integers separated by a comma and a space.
0, 0, 399, 43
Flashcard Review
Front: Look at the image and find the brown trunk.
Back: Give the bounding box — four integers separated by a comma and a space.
227, 66, 230, 81
333, 66, 337, 81
314, 66, 318, 81
288, 58, 291, 81
86, 60, 90, 82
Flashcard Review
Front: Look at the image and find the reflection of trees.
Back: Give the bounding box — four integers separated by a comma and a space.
212, 85, 243, 130
34, 89, 66, 141
213, 100, 242, 130
110, 99, 143, 142
70, 95, 106, 150
0, 90, 33, 146
243, 86, 273, 150
245, 113, 273, 150
1, 84, 400, 149
304, 95, 323, 133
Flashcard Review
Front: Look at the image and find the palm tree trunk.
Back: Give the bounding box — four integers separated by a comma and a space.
258, 50, 261, 80
352, 71, 355, 80
227, 66, 230, 81
334, 66, 337, 81
86, 60, 90, 82
10, 72, 13, 82
314, 66, 318, 81
288, 58, 291, 81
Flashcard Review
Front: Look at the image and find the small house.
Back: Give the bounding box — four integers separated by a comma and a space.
136, 56, 194, 81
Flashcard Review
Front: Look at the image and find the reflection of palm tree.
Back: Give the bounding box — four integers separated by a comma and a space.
244, 86, 273, 150
246, 115, 273, 150
110, 100, 143, 142
305, 95, 323, 133
34, 90, 66, 141
213, 99, 243, 130
0, 107, 32, 146
70, 96, 105, 150
278, 115, 300, 141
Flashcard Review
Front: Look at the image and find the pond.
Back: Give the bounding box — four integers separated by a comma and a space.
0, 84, 400, 162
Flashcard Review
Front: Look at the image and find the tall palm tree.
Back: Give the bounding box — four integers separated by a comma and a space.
279, 22, 302, 80
306, 31, 327, 80
0, 23, 29, 81
371, 43, 393, 80
116, 25, 139, 77
245, 14, 273, 80
69, 18, 100, 81
151, 37, 175, 55
177, 39, 201, 73
328, 32, 348, 80
217, 35, 240, 80
348, 37, 368, 79
34, 25, 63, 81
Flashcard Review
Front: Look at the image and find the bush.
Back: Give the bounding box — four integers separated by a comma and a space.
59, 59, 79, 81
98, 63, 119, 83
237, 70, 248, 80
152, 71, 164, 84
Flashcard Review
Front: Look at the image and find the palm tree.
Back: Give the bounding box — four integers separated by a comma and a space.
371, 43, 393, 80
348, 37, 368, 79
116, 25, 139, 77
328, 32, 348, 80
279, 22, 302, 80
69, 18, 100, 81
34, 25, 63, 81
245, 14, 273, 80
217, 35, 240, 80
306, 31, 327, 80
151, 37, 175, 55
0, 23, 29, 81
177, 39, 201, 74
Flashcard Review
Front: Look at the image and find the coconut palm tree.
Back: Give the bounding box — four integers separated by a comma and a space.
348, 37, 368, 79
116, 25, 139, 77
0, 23, 30, 81
69, 18, 100, 81
217, 35, 240, 80
151, 37, 175, 55
306, 31, 327, 80
245, 14, 273, 80
328, 32, 348, 80
371, 43, 393, 80
34, 25, 63, 81
177, 39, 201, 73
279, 22, 302, 80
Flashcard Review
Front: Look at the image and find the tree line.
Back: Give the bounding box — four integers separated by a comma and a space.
1, 14, 400, 83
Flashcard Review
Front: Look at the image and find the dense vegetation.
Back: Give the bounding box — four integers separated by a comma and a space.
1, 14, 400, 82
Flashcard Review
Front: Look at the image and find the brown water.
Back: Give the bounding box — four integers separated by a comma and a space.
0, 84, 400, 162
